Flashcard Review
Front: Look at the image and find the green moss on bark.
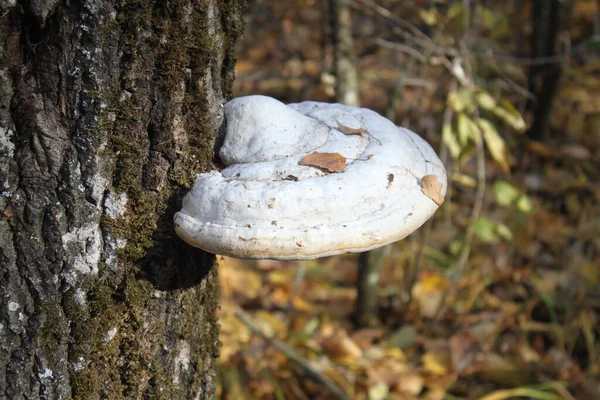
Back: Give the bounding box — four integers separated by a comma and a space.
62, 0, 246, 398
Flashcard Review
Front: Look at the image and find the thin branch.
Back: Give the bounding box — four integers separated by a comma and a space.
375, 38, 428, 63
439, 80, 457, 228
472, 34, 598, 66
386, 55, 416, 121
376, 36, 469, 86
401, 218, 431, 324
348, 0, 458, 57
287, 262, 305, 312
495, 77, 536, 101
455, 118, 486, 278
235, 309, 352, 400
367, 0, 598, 68
401, 47, 434, 128
434, 108, 486, 321
399, 77, 434, 89
348, 0, 430, 41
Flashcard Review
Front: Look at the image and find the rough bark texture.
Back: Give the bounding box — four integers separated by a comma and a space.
0, 0, 244, 398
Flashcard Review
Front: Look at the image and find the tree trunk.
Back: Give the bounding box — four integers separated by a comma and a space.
0, 1, 244, 398
327, 0, 382, 328
328, 0, 359, 107
526, 0, 561, 140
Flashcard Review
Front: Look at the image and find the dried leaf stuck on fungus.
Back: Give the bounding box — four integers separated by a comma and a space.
299, 152, 347, 173
421, 174, 445, 206
338, 120, 382, 145
337, 120, 368, 136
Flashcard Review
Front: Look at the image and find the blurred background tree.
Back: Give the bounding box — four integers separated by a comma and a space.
219, 1, 600, 399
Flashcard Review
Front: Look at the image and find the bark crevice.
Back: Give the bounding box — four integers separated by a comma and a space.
1, 1, 245, 398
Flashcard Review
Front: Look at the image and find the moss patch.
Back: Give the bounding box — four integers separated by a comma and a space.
65, 0, 246, 398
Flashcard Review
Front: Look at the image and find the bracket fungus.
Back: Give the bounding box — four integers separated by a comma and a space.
174, 95, 447, 260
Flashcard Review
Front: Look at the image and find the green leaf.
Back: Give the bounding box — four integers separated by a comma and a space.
447, 2, 463, 20
477, 118, 510, 172
496, 223, 513, 241
476, 90, 497, 110
499, 99, 521, 117
517, 195, 534, 213
452, 172, 476, 187
448, 88, 475, 113
472, 217, 500, 243
479, 5, 498, 31
493, 181, 520, 207
490, 16, 509, 39
457, 113, 470, 145
493, 100, 526, 132
448, 239, 463, 257
419, 8, 437, 26
493, 181, 534, 213
458, 113, 481, 145
442, 121, 462, 159
479, 387, 565, 400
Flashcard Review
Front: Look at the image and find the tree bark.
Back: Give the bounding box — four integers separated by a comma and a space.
0, 1, 244, 398
526, 0, 561, 140
327, 0, 383, 328
328, 0, 359, 107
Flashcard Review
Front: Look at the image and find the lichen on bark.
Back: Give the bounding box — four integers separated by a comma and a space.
0, 0, 245, 398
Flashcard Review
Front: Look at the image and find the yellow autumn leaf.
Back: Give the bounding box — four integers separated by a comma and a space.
478, 387, 564, 400
493, 101, 526, 133
255, 310, 289, 338
477, 118, 510, 172
368, 382, 389, 400
267, 269, 296, 284
452, 172, 477, 187
382, 347, 407, 363
457, 113, 481, 145
292, 295, 314, 312
442, 121, 462, 159
413, 274, 450, 317
476, 90, 498, 110
448, 88, 476, 113
219, 257, 262, 301
422, 351, 451, 375
419, 8, 437, 25
396, 373, 424, 395
419, 273, 451, 292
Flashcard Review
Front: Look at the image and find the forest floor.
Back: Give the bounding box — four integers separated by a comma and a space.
216, 2, 600, 399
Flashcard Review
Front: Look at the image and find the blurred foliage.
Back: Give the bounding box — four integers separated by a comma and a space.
217, 0, 600, 399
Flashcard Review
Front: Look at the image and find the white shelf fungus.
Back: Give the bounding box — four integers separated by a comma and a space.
174, 95, 447, 260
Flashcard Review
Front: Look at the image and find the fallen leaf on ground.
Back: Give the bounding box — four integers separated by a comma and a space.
422, 351, 451, 375
321, 330, 363, 361
350, 328, 384, 348
368, 382, 389, 400
299, 152, 347, 173
367, 359, 408, 386
421, 174, 445, 205
396, 372, 424, 395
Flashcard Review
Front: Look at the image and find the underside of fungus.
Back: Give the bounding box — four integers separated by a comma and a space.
174, 95, 447, 260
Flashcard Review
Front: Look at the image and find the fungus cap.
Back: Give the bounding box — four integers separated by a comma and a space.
174, 95, 447, 260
